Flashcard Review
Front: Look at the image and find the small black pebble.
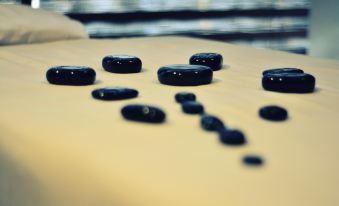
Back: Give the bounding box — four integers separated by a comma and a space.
219, 129, 246, 146
262, 73, 316, 93
201, 115, 225, 131
92, 87, 138, 101
182, 101, 204, 114
259, 105, 288, 121
121, 104, 165, 123
46, 66, 96, 86
157, 64, 213, 86
102, 55, 142, 73
189, 53, 223, 71
243, 155, 264, 166
175, 92, 196, 103
262, 68, 304, 76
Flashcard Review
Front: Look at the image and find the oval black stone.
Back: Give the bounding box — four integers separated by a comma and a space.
157, 64, 213, 86
175, 92, 196, 103
92, 87, 138, 101
121, 104, 166, 123
201, 115, 225, 131
182, 101, 204, 114
243, 155, 264, 166
219, 129, 246, 146
259, 105, 288, 121
189, 53, 223, 71
46, 66, 96, 86
262, 68, 304, 76
262, 73, 316, 93
102, 55, 142, 73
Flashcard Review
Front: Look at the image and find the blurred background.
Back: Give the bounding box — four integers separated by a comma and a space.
1, 0, 339, 59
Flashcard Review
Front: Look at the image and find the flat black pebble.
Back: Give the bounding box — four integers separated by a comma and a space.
262, 68, 304, 76
157, 64, 213, 86
46, 66, 96, 86
121, 104, 165, 123
201, 115, 225, 131
92, 87, 138, 101
175, 92, 196, 103
102, 55, 142, 73
219, 129, 246, 146
243, 155, 264, 166
182, 101, 204, 114
262, 73, 316, 93
189, 53, 223, 71
259, 105, 288, 121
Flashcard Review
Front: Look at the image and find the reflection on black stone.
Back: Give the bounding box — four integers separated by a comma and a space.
92, 87, 138, 101
121, 104, 166, 123
102, 55, 142, 73
189, 52, 223, 71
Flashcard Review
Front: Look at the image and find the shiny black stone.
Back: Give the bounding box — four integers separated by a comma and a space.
189, 53, 223, 71
102, 55, 142, 73
182, 101, 204, 114
259, 105, 288, 121
92, 87, 138, 101
243, 155, 264, 166
157, 64, 213, 86
219, 129, 246, 145
46, 66, 96, 86
262, 68, 304, 76
200, 115, 225, 131
121, 104, 166, 123
262, 73, 316, 93
175, 92, 196, 103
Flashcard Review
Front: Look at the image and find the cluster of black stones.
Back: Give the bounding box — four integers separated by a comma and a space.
46, 53, 318, 167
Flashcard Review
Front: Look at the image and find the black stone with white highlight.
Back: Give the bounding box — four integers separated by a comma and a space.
262, 73, 316, 93
102, 55, 142, 73
92, 87, 138, 101
158, 64, 213, 86
46, 66, 96, 86
189, 52, 223, 71
121, 104, 166, 123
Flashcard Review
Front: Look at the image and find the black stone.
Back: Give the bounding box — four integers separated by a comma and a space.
182, 101, 204, 114
175, 92, 196, 103
157, 64, 213, 86
219, 129, 246, 145
102, 55, 142, 73
262, 68, 304, 76
46, 66, 96, 86
243, 155, 264, 166
189, 53, 223, 71
259, 105, 288, 121
201, 115, 225, 131
121, 104, 166, 123
92, 87, 138, 101
262, 73, 316, 93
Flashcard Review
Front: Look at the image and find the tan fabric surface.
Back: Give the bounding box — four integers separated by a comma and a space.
0, 4, 88, 46
0, 37, 339, 206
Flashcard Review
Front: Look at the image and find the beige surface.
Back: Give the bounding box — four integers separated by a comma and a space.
0, 37, 339, 206
0, 4, 88, 46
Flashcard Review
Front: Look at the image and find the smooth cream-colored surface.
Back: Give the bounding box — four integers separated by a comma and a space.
0, 37, 339, 206
0, 4, 88, 46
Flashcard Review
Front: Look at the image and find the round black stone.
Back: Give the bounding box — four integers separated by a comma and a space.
243, 155, 264, 166
189, 53, 223, 71
259, 105, 288, 121
262, 73, 316, 93
175, 92, 196, 103
46, 66, 96, 86
121, 104, 166, 123
92, 87, 138, 101
219, 129, 246, 146
262, 68, 304, 76
182, 101, 204, 114
102, 55, 142, 73
200, 115, 225, 131
157, 64, 213, 86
